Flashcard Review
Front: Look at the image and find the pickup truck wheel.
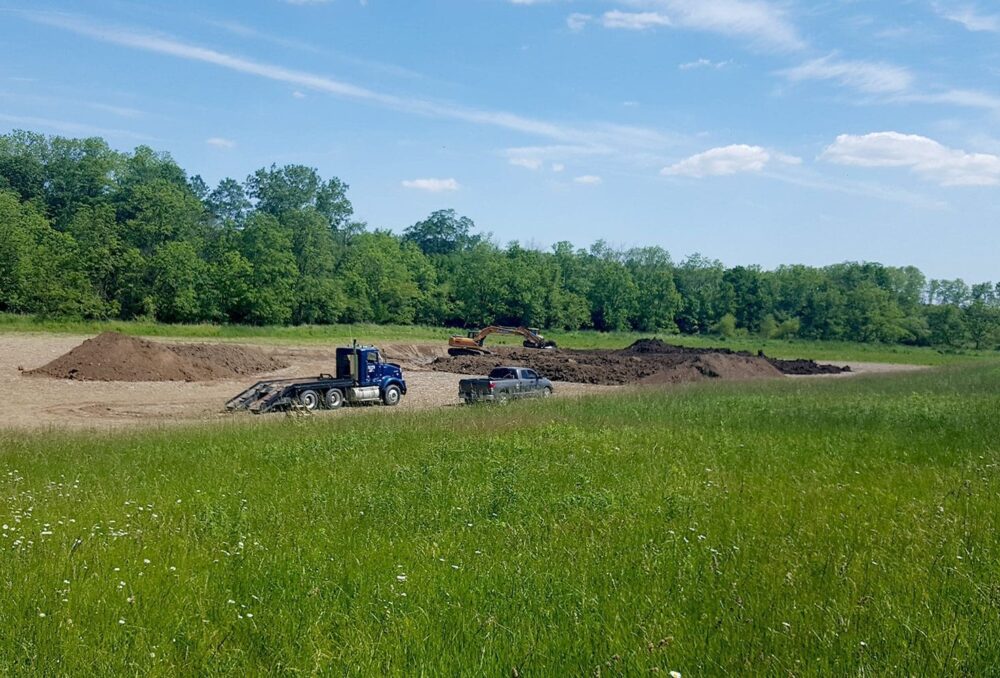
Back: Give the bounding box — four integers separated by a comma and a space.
382, 384, 402, 406
541, 386, 553, 398
325, 388, 344, 409
298, 389, 321, 411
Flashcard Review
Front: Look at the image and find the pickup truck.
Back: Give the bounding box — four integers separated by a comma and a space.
458, 366, 554, 404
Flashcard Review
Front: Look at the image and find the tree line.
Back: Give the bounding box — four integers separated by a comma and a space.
1, 130, 998, 349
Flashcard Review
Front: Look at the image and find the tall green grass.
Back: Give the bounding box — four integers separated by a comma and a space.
2, 312, 995, 365
1, 366, 998, 674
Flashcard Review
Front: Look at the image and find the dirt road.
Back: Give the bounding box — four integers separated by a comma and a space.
0, 335, 616, 431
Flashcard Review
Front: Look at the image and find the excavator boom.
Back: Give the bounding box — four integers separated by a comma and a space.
447, 325, 557, 356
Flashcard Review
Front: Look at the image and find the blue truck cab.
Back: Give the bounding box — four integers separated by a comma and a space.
335, 345, 407, 397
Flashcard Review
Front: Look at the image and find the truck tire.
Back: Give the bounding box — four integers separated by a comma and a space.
298, 389, 321, 411
325, 388, 344, 409
541, 386, 553, 398
382, 384, 402, 406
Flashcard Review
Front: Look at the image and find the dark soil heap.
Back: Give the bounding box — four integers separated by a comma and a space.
430, 338, 849, 386
24, 332, 287, 382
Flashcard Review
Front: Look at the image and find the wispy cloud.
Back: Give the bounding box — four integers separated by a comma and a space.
661, 144, 800, 178
566, 13, 591, 31
780, 55, 914, 94
0, 91, 148, 119
402, 178, 460, 192
678, 58, 732, 71
899, 88, 1000, 112
88, 102, 145, 118
821, 131, 1000, 186
509, 156, 544, 170
934, 3, 1000, 32
601, 11, 671, 30
20, 11, 677, 157
0, 112, 152, 141
573, 174, 603, 184
206, 136, 236, 149
626, 0, 803, 50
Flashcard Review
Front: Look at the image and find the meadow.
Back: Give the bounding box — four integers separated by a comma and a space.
1, 363, 998, 674
1, 313, 995, 366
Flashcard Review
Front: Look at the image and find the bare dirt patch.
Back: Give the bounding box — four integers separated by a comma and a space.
430, 338, 848, 386
0, 335, 612, 431
24, 332, 286, 382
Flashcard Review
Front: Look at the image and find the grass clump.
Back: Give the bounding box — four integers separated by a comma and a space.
1, 366, 999, 674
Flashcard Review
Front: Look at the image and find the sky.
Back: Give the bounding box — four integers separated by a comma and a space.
1, 0, 999, 282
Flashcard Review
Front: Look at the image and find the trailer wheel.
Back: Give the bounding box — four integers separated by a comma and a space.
382, 384, 402, 406
298, 389, 321, 411
325, 388, 344, 409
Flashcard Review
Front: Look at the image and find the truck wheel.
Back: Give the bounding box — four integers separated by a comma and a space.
298, 389, 321, 411
382, 384, 402, 406
541, 386, 553, 398
325, 388, 344, 409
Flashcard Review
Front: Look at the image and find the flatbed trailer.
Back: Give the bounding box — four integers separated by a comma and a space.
226, 344, 406, 414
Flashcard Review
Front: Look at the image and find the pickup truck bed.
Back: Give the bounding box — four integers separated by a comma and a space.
459, 366, 554, 403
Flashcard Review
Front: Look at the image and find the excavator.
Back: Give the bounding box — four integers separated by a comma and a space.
448, 325, 557, 356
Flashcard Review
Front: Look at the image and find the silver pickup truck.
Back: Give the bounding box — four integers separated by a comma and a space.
458, 366, 554, 404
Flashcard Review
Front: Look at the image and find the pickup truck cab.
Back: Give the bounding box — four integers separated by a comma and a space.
458, 366, 554, 404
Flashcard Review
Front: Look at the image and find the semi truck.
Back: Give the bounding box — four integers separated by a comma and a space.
226, 344, 406, 414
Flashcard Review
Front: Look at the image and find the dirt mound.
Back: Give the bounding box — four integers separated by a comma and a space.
24, 332, 287, 382
429, 338, 847, 386
381, 343, 449, 367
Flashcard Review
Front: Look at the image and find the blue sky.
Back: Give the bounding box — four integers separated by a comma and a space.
1, 0, 999, 281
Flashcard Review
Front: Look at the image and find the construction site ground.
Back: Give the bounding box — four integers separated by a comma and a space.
0, 333, 927, 432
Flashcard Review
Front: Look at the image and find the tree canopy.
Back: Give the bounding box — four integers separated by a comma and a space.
0, 130, 997, 349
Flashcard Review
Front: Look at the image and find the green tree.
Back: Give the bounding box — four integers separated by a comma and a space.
240, 213, 298, 325
403, 209, 481, 256
246, 165, 354, 232
625, 246, 681, 332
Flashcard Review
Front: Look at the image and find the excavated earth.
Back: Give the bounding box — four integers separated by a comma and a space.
430, 338, 849, 386
23, 332, 287, 382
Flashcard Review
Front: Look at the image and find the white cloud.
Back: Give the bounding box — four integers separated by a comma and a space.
780, 55, 914, 94
821, 131, 1000, 186
551, 163, 565, 172
509, 156, 544, 170
601, 11, 671, 30
628, 0, 803, 50
401, 178, 460, 192
678, 58, 732, 70
936, 4, 1000, 32
206, 137, 236, 149
573, 175, 603, 184
566, 13, 592, 31
661, 144, 798, 177
292, 90, 307, 99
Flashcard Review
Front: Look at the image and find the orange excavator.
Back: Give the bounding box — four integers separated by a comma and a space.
448, 325, 557, 356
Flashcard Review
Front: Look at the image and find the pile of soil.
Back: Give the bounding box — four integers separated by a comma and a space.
430, 338, 849, 386
24, 332, 287, 382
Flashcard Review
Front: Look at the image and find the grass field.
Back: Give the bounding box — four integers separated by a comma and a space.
2, 313, 996, 366
1, 365, 998, 674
